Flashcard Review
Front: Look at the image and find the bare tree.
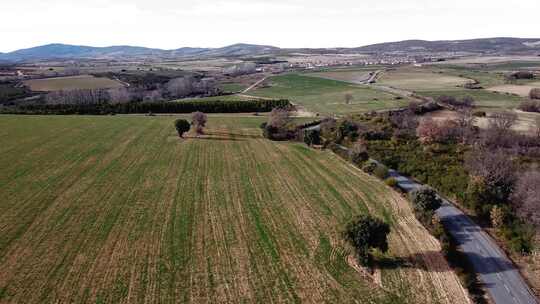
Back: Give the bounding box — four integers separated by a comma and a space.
465, 147, 516, 201
344, 93, 353, 105
416, 118, 451, 144
484, 111, 518, 147
268, 107, 292, 129
191, 111, 208, 135
511, 170, 540, 229
455, 108, 476, 143
535, 116, 540, 139
529, 88, 540, 100
390, 109, 418, 136
167, 77, 194, 98
107, 87, 131, 104
488, 111, 517, 133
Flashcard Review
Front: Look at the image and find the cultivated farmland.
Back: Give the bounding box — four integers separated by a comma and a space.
0, 115, 468, 304
250, 74, 407, 115
24, 75, 124, 91
378, 68, 472, 91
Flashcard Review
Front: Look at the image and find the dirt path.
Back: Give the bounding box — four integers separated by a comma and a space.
242, 76, 269, 93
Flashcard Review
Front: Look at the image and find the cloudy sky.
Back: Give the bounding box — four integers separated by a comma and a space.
1, 0, 539, 52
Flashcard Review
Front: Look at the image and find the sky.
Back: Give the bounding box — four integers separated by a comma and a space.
1, 0, 540, 52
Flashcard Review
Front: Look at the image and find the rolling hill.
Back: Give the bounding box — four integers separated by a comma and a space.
1, 37, 540, 62
353, 37, 540, 54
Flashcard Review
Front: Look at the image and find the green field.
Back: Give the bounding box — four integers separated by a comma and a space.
24, 75, 124, 92
0, 115, 468, 303
378, 68, 472, 91
250, 74, 407, 115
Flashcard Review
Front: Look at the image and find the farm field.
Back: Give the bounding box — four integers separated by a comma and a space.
307, 69, 377, 84
0, 115, 469, 304
23, 75, 125, 92
250, 74, 407, 115
377, 68, 472, 91
487, 82, 540, 97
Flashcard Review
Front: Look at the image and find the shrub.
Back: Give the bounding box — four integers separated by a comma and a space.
303, 129, 321, 146
373, 164, 389, 180
343, 215, 390, 266
174, 119, 190, 138
473, 111, 486, 117
530, 88, 540, 100
361, 160, 378, 174
385, 177, 398, 188
349, 141, 369, 165
517, 100, 540, 113
409, 186, 442, 224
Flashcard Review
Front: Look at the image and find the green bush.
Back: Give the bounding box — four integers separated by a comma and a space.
385, 177, 398, 187
343, 215, 390, 267
174, 119, 191, 138
373, 164, 389, 180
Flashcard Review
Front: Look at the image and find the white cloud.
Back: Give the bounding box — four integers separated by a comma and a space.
1, 0, 539, 52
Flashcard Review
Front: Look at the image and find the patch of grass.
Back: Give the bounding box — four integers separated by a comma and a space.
250, 74, 406, 114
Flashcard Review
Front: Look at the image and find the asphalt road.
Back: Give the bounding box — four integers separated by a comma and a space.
388, 169, 538, 304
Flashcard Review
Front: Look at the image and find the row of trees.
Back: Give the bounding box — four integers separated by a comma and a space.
43, 76, 222, 105
6, 99, 291, 115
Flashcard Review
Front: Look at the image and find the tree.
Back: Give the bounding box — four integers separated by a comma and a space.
348, 141, 369, 165
455, 108, 476, 143
409, 186, 443, 216
107, 87, 132, 104
416, 118, 444, 144
191, 111, 207, 135
488, 111, 517, 132
465, 148, 516, 205
484, 111, 518, 147
535, 116, 540, 138
268, 107, 292, 129
174, 119, 191, 138
344, 93, 353, 105
530, 88, 540, 100
303, 129, 321, 146
490, 205, 506, 230
343, 215, 390, 266
390, 110, 418, 138
511, 170, 540, 229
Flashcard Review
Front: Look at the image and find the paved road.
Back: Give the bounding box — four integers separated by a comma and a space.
388, 170, 538, 304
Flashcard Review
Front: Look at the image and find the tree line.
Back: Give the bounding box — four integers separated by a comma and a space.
2, 99, 291, 115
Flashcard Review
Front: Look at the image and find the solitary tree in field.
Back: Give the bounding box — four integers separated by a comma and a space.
174, 119, 191, 138
343, 215, 390, 267
345, 93, 353, 105
191, 112, 208, 135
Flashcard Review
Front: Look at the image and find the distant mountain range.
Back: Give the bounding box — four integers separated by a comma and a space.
1, 38, 539, 62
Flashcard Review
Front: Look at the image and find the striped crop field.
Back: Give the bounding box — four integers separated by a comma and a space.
0, 115, 469, 303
